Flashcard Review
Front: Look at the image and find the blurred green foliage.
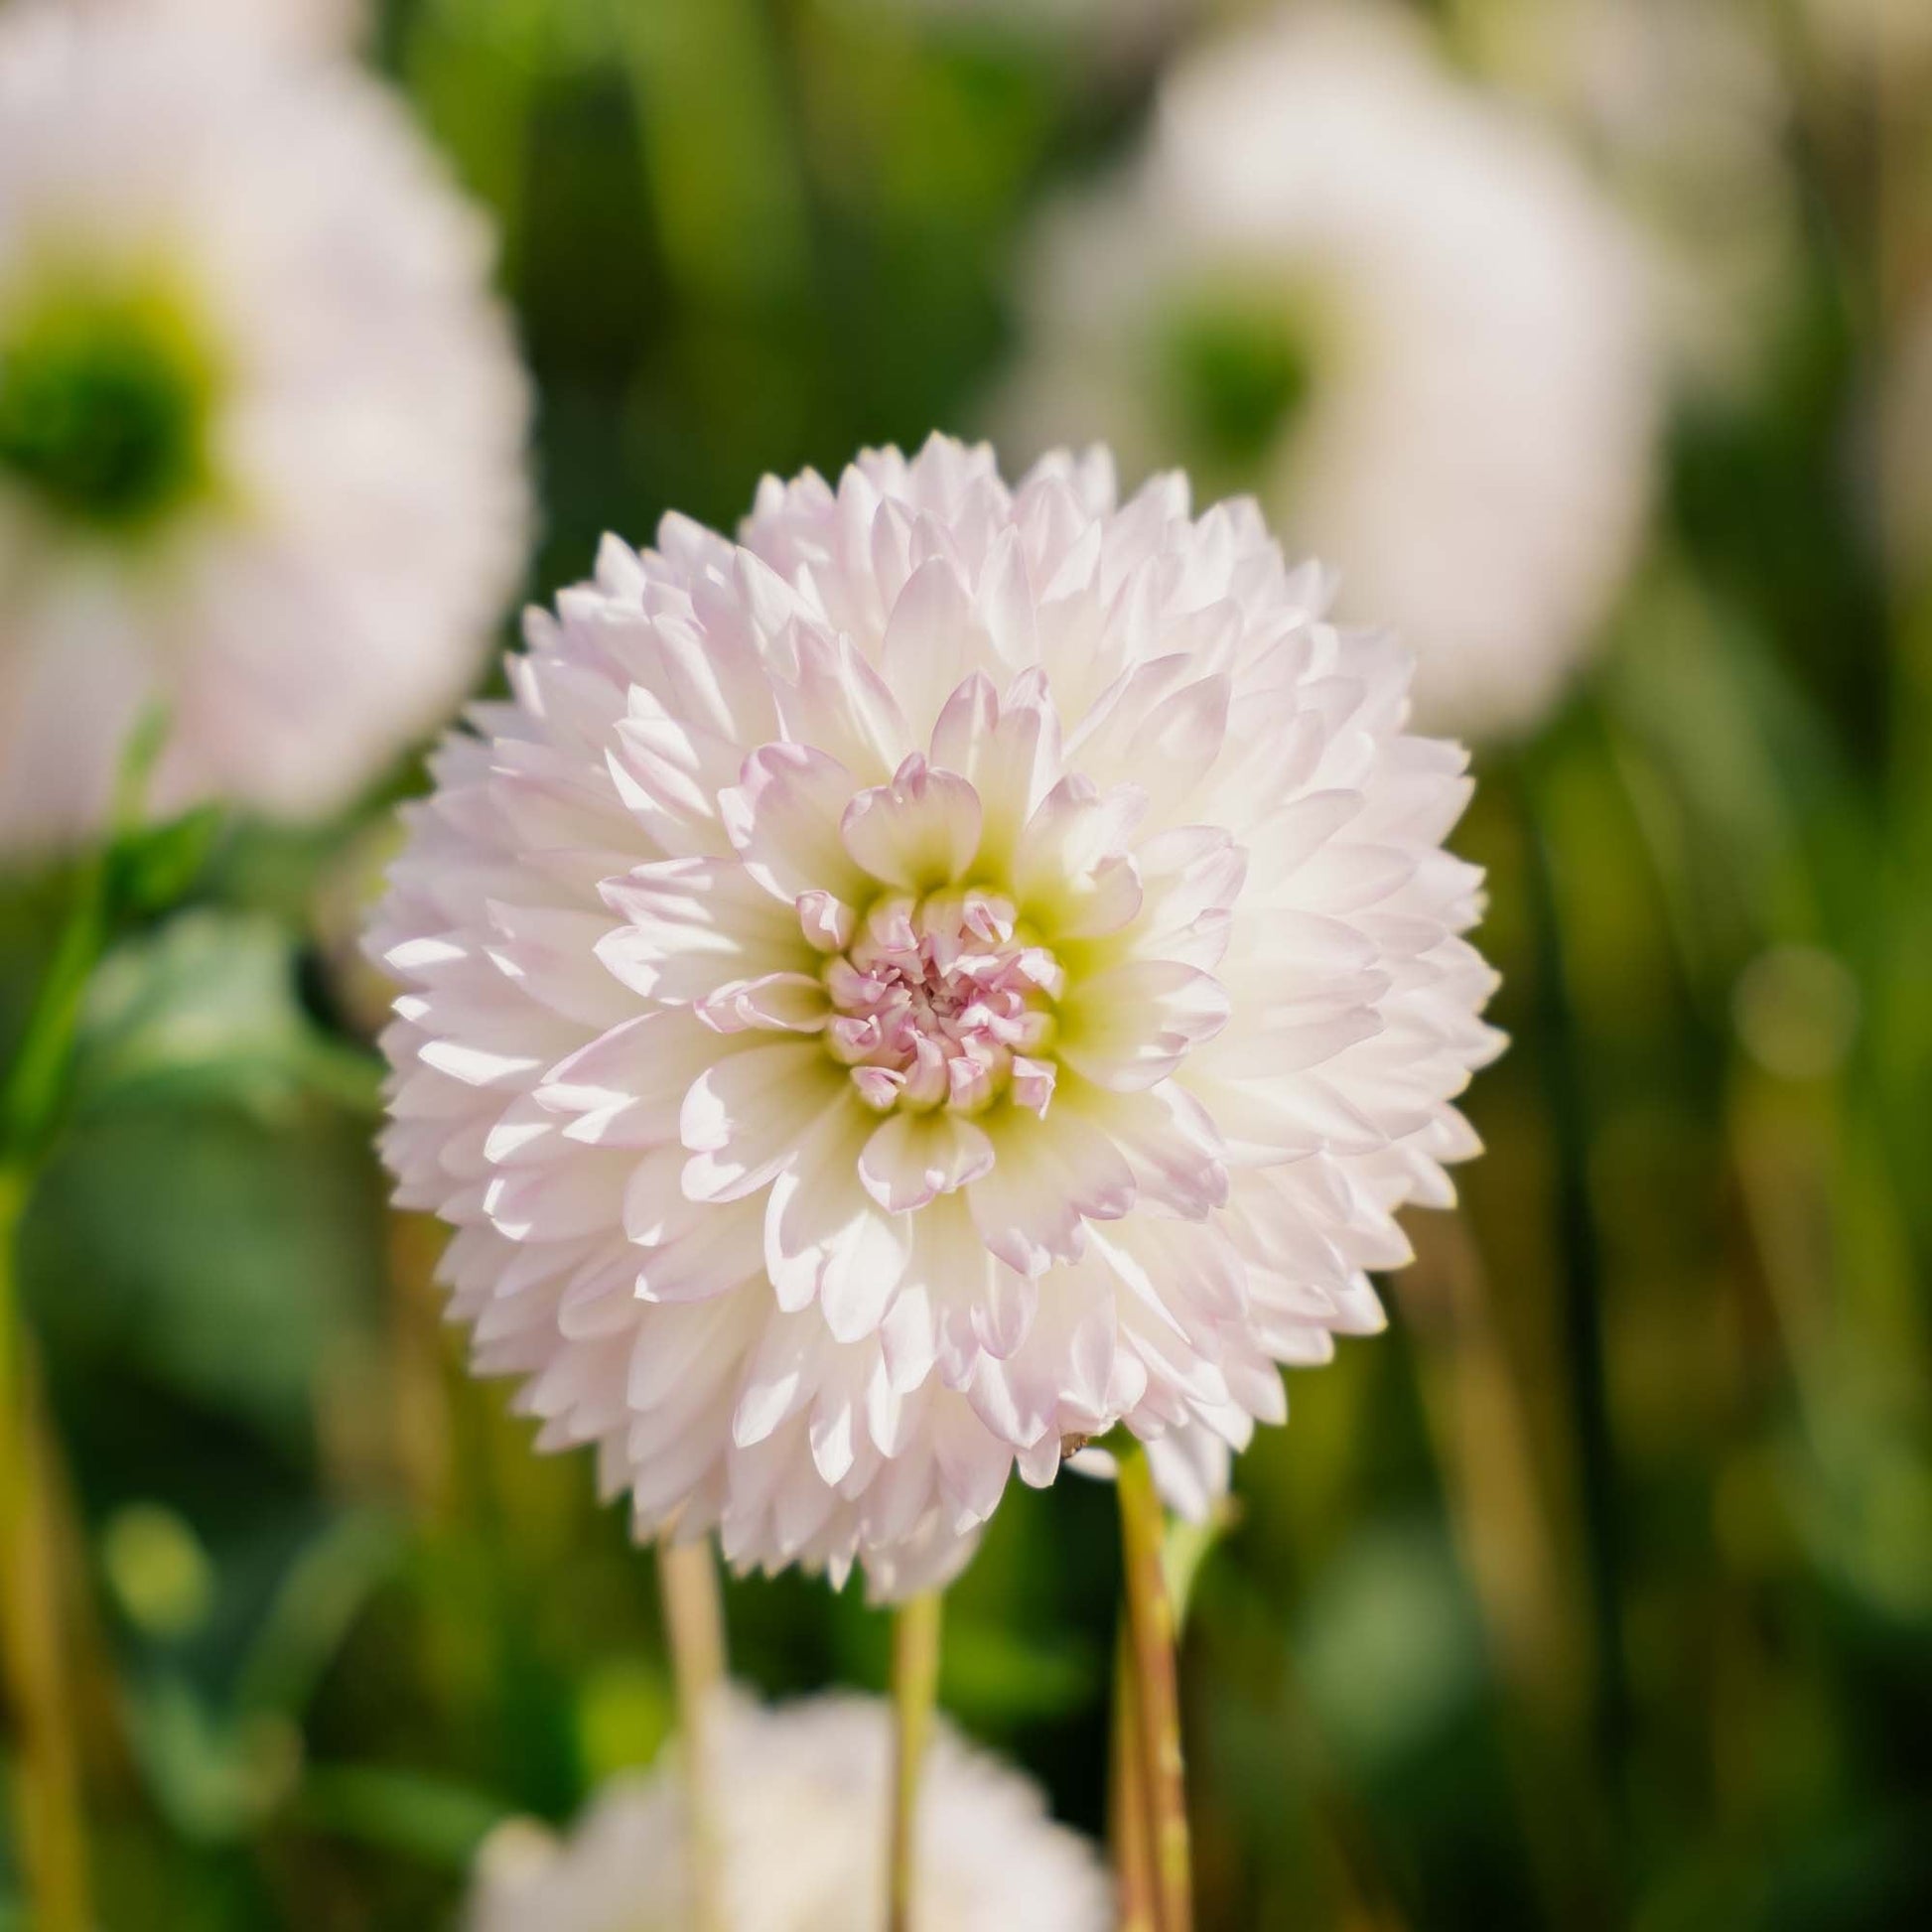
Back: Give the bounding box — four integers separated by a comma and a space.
5, 1, 1932, 1927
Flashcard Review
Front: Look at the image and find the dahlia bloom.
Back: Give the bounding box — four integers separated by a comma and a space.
466, 1690, 1110, 1932
0, 11, 528, 847
370, 435, 1501, 1596
994, 2, 1658, 740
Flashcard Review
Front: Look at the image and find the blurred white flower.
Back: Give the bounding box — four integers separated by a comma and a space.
466, 1689, 1110, 1932
369, 434, 1500, 1597
0, 12, 529, 848
1454, 0, 1799, 395
996, 2, 1659, 740
90, 0, 366, 57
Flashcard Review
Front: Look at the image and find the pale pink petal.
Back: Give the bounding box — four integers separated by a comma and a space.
967, 1107, 1136, 1276
878, 557, 999, 742
678, 1040, 844, 1202
597, 857, 806, 1004
694, 971, 832, 1035
1011, 772, 1146, 911
1059, 1078, 1228, 1216
1057, 960, 1232, 1090
719, 742, 868, 904
773, 625, 914, 782
927, 669, 1061, 864
858, 1110, 997, 1214
763, 1102, 914, 1337
538, 1009, 728, 1139
839, 754, 982, 892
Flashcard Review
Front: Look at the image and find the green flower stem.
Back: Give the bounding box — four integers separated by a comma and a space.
2, 705, 168, 1162
887, 1589, 944, 1932
658, 1536, 729, 1932
1110, 1622, 1158, 1932
0, 705, 167, 1932
0, 1166, 90, 1932
1116, 1441, 1192, 1932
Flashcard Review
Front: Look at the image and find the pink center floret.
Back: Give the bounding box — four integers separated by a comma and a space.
820, 890, 1059, 1116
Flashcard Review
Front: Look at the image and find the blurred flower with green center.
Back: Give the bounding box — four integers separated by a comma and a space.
994, 2, 1660, 741
0, 276, 220, 534
466, 1689, 1109, 1932
368, 433, 1501, 1596
0, 10, 530, 850
1156, 283, 1323, 483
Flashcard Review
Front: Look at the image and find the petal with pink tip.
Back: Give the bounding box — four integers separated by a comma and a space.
858, 1110, 997, 1214
773, 625, 914, 783
764, 1102, 914, 1337
597, 857, 806, 1004
719, 742, 868, 904
840, 754, 982, 891
694, 971, 831, 1035
678, 1039, 844, 1202
967, 1107, 1136, 1276
1057, 960, 1231, 1091
927, 670, 1061, 863
1011, 772, 1147, 919
879, 556, 1000, 741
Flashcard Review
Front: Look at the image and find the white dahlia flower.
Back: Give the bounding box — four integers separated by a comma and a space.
0, 11, 529, 849
994, 2, 1658, 741
369, 434, 1501, 1596
466, 1689, 1110, 1932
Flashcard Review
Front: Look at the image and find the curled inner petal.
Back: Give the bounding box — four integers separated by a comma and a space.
821, 890, 1059, 1116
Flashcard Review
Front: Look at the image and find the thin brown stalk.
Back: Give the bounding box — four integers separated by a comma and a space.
1116, 1440, 1192, 1932
658, 1534, 730, 1932
887, 1589, 944, 1932
1110, 1621, 1159, 1932
0, 1169, 90, 1932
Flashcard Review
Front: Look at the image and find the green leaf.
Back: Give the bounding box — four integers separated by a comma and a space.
70, 909, 380, 1119
233, 1509, 405, 1723
122, 1672, 304, 1843
22, 1099, 383, 1444
106, 803, 226, 914
292, 1764, 512, 1872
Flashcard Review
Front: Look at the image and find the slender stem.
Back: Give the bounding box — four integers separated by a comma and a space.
1110, 1622, 1158, 1932
1116, 1441, 1192, 1932
0, 709, 162, 1932
887, 1589, 944, 1932
658, 1536, 730, 1932
1, 704, 167, 1164
0, 1168, 90, 1932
